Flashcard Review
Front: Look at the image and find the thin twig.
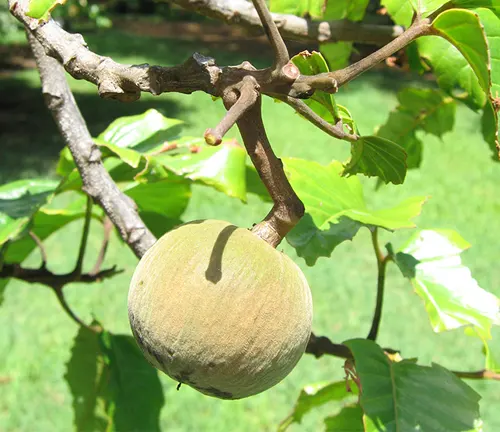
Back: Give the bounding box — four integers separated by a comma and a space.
280, 96, 358, 142
74, 195, 92, 275
453, 370, 500, 381
367, 228, 391, 341
53, 287, 101, 332
29, 231, 47, 268
90, 216, 113, 276
331, 17, 433, 87
251, 0, 290, 72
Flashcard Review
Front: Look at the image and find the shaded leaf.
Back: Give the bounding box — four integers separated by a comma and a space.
0, 179, 59, 246
376, 88, 456, 169
65, 326, 107, 431
392, 230, 500, 339
278, 381, 357, 431
344, 338, 481, 431
98, 109, 183, 152
324, 405, 364, 431
343, 135, 407, 184
284, 159, 427, 265
99, 333, 164, 431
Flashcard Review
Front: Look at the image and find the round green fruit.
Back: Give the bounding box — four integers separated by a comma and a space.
128, 219, 313, 400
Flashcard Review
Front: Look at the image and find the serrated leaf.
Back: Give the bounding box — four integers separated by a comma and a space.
392, 229, 500, 339
155, 138, 248, 201
26, 0, 66, 20
98, 109, 183, 152
344, 338, 481, 432
376, 88, 456, 169
0, 179, 59, 246
278, 381, 357, 431
65, 326, 107, 431
99, 333, 164, 431
284, 158, 427, 265
343, 135, 407, 184
324, 405, 364, 431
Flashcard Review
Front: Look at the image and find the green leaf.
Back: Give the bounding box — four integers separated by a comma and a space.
345, 338, 482, 431
65, 326, 107, 431
155, 138, 248, 201
383, 0, 414, 27
284, 159, 427, 265
96, 138, 143, 169
417, 36, 487, 110
0, 279, 8, 307
278, 381, 357, 431
392, 230, 500, 339
98, 109, 183, 153
99, 333, 164, 431
26, 0, 66, 20
376, 88, 456, 169
324, 405, 364, 431
343, 136, 407, 184
0, 179, 59, 246
432, 9, 490, 93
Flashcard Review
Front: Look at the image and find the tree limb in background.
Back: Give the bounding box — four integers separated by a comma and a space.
26, 31, 156, 258
170, 0, 403, 45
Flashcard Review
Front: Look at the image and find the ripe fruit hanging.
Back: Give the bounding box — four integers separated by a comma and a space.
128, 219, 313, 399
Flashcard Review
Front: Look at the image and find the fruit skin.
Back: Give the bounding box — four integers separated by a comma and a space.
128, 219, 313, 400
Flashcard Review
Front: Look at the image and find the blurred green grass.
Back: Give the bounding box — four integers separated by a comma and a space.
1, 28, 499, 431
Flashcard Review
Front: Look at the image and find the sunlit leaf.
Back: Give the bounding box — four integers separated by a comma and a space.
155, 138, 248, 201
26, 0, 66, 20
432, 9, 490, 93
0, 179, 59, 246
278, 381, 357, 431
343, 135, 407, 184
376, 88, 456, 169
98, 109, 183, 152
345, 338, 482, 431
391, 230, 500, 339
284, 159, 427, 265
269, 0, 325, 18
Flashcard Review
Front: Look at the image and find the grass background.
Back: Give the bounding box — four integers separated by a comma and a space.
1, 26, 499, 431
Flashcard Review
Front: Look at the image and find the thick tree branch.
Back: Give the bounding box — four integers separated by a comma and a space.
170, 0, 404, 46
27, 32, 156, 258
233, 86, 304, 247
10, 0, 221, 101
